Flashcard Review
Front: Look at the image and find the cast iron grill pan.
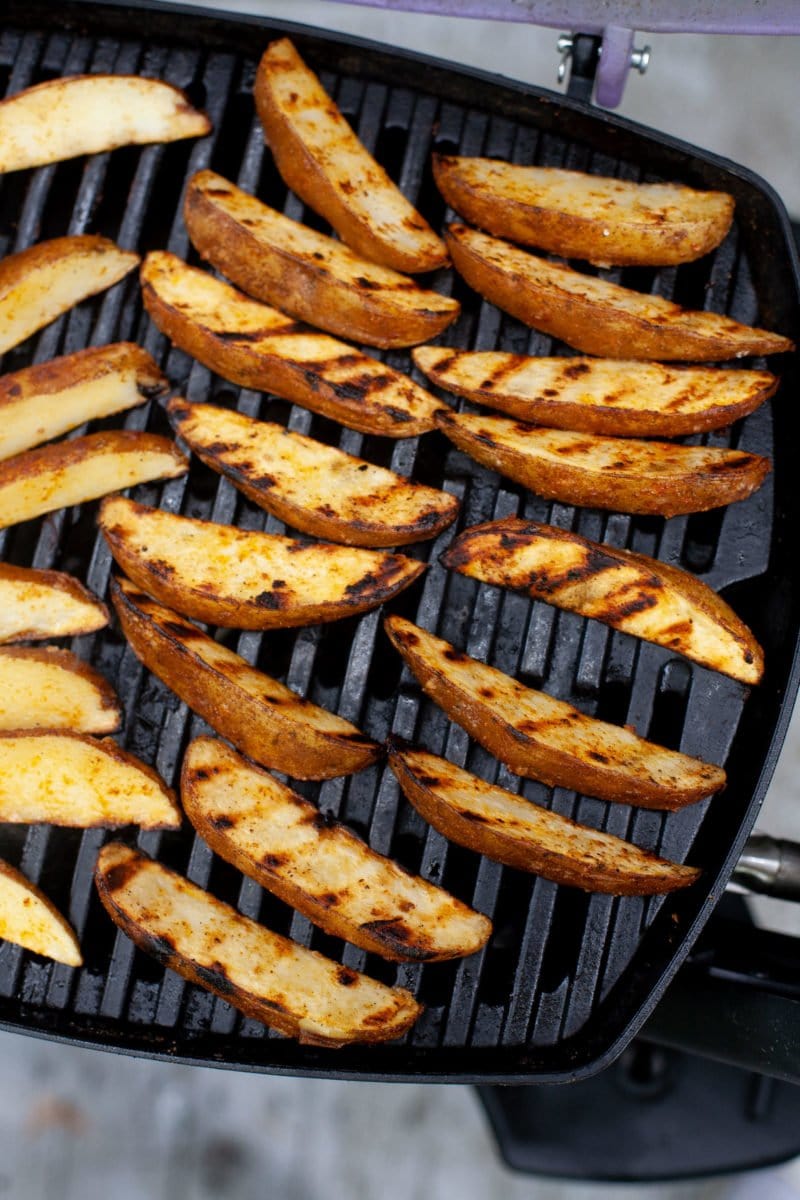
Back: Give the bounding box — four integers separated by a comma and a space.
0, 0, 797, 1083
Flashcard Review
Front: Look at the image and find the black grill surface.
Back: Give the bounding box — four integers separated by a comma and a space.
0, 0, 798, 1083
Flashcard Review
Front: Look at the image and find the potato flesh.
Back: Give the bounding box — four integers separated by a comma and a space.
0, 344, 165, 461
100, 496, 423, 627
0, 860, 82, 966
413, 348, 776, 435
169, 400, 457, 541
256, 39, 445, 271
385, 615, 724, 805
0, 649, 120, 733
0, 75, 210, 173
444, 520, 761, 684
0, 434, 187, 529
183, 738, 490, 960
0, 237, 139, 355
96, 843, 422, 1045
0, 568, 107, 642
0, 734, 179, 827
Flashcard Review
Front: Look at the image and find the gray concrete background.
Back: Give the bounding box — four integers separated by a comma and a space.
2, 5, 799, 1196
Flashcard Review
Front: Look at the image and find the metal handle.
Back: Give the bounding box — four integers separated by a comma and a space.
732, 835, 800, 901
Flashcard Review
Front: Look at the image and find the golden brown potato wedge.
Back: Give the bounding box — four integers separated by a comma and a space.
0, 646, 120, 734
435, 409, 771, 517
141, 251, 441, 437
0, 731, 180, 827
385, 616, 725, 810
0, 74, 210, 175
442, 519, 763, 684
111, 577, 380, 779
0, 343, 167, 462
182, 736, 491, 961
0, 430, 188, 530
168, 398, 459, 547
0, 859, 82, 966
0, 563, 109, 643
184, 169, 459, 348
0, 236, 140, 356
254, 38, 446, 274
445, 224, 794, 361
434, 156, 735, 267
412, 348, 779, 438
388, 743, 700, 895
95, 843, 422, 1046
99, 496, 424, 629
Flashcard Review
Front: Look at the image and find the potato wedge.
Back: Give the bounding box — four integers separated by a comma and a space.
99, 496, 424, 629
388, 743, 700, 895
254, 38, 446, 274
184, 169, 459, 348
442, 518, 763, 684
0, 732, 180, 827
433, 156, 734, 267
95, 843, 422, 1046
0, 74, 210, 175
412, 348, 778, 438
0, 343, 167, 462
0, 236, 140, 356
445, 224, 794, 361
385, 616, 725, 809
0, 563, 108, 643
435, 409, 771, 518
141, 251, 441, 437
182, 736, 491, 961
0, 859, 82, 966
0, 431, 188, 530
0, 646, 120, 734
111, 577, 380, 779
168, 398, 459, 547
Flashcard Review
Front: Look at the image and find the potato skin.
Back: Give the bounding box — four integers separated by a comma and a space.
435, 409, 772, 518
111, 578, 380, 780
412, 348, 778, 438
0, 563, 108, 643
184, 170, 458, 349
388, 744, 700, 895
445, 224, 794, 361
0, 342, 166, 408
433, 155, 735, 267
384, 615, 726, 809
254, 39, 446, 273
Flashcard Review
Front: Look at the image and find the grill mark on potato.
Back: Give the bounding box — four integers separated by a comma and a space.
336, 966, 359, 987
209, 814, 235, 830
102, 858, 142, 893
262, 852, 288, 869
328, 372, 396, 402
216, 324, 304, 342
194, 961, 236, 996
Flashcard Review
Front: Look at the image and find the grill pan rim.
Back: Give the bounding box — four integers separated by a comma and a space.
0, 0, 798, 1084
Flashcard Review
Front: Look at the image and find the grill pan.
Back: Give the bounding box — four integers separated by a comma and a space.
0, 0, 798, 1084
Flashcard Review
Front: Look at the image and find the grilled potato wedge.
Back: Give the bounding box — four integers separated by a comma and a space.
184, 170, 459, 348
385, 616, 725, 809
254, 38, 446, 274
95, 843, 422, 1046
435, 409, 770, 517
0, 859, 82, 966
443, 519, 763, 684
0, 563, 108, 643
182, 737, 491, 961
99, 496, 424, 629
0, 74, 210, 174
141, 251, 441, 437
389, 744, 700, 895
0, 731, 180, 827
0, 431, 188, 530
0, 236, 140, 356
168, 398, 459, 547
434, 156, 734, 267
413, 348, 778, 438
446, 224, 794, 361
111, 577, 380, 779
0, 343, 167, 462
0, 646, 120, 734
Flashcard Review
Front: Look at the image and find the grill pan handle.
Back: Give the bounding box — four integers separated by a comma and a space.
731, 835, 800, 901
